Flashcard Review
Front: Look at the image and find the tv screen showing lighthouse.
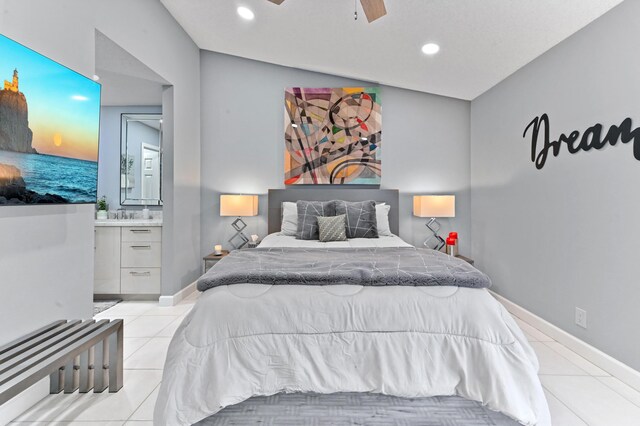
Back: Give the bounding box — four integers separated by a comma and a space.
0, 34, 100, 205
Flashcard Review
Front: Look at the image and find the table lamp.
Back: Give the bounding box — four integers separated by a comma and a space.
220, 194, 258, 249
413, 195, 455, 250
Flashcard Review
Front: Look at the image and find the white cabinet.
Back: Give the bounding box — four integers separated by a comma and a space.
94, 227, 121, 294
94, 225, 162, 296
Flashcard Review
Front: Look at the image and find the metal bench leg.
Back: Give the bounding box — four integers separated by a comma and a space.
93, 338, 109, 393
79, 348, 93, 393
49, 367, 64, 394
64, 355, 80, 393
108, 324, 123, 392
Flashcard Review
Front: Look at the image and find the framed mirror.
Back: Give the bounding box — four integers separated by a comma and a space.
120, 113, 163, 206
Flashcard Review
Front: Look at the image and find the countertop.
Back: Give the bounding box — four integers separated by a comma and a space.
95, 219, 163, 227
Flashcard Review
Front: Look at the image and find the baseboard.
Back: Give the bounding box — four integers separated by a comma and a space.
0, 378, 48, 426
158, 281, 197, 307
490, 290, 640, 392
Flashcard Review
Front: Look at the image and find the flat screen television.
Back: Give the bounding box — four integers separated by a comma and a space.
0, 34, 101, 205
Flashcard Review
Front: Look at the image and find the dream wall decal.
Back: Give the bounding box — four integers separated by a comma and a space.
523, 113, 640, 170
284, 87, 382, 185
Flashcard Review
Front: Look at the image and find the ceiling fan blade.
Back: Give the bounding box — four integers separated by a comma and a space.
360, 0, 387, 23
267, 0, 286, 4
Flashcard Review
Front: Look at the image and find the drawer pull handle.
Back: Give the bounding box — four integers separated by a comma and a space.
130, 229, 151, 233
130, 271, 151, 276
130, 245, 152, 249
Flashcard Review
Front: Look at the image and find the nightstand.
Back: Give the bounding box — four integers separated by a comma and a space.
455, 254, 474, 266
203, 250, 229, 274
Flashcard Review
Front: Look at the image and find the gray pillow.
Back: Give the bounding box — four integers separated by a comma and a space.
334, 200, 378, 238
318, 215, 347, 242
296, 200, 335, 240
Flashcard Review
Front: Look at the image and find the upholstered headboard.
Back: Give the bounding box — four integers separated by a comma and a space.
268, 188, 400, 235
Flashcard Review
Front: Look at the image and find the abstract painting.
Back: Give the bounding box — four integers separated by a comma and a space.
284, 87, 381, 185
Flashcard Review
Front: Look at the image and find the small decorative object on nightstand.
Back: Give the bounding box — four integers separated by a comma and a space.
455, 255, 474, 266
220, 194, 258, 249
247, 234, 260, 248
203, 250, 229, 273
413, 195, 455, 251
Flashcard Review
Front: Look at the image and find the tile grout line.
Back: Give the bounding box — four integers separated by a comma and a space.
595, 376, 640, 410
541, 383, 591, 426
540, 340, 610, 377
125, 382, 162, 423
122, 338, 152, 362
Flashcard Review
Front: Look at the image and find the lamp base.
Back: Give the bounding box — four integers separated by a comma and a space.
228, 217, 249, 249
423, 218, 445, 251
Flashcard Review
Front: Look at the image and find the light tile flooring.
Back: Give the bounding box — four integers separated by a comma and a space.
10, 293, 640, 425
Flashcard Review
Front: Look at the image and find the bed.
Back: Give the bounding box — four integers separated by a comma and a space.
154, 189, 550, 425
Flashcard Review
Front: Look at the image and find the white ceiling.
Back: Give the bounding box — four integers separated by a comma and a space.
160, 0, 623, 100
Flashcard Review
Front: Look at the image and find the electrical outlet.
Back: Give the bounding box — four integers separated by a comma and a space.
575, 307, 587, 329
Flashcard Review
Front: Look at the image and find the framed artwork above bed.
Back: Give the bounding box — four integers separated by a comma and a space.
284, 87, 382, 185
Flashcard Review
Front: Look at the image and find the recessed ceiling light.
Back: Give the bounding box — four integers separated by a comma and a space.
237, 6, 255, 20
92, 74, 100, 81
421, 43, 440, 55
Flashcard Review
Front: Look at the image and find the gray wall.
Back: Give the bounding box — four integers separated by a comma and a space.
98, 106, 162, 209
200, 51, 471, 256
470, 1, 638, 369
0, 0, 201, 351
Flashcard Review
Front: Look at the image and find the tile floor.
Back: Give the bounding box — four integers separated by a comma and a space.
9, 292, 640, 425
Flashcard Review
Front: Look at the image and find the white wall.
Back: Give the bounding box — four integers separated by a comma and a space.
0, 0, 201, 352
470, 1, 639, 369
200, 52, 471, 256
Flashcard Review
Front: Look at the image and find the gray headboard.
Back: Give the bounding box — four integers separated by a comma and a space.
268, 188, 399, 235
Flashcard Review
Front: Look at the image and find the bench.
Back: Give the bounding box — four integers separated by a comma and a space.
0, 319, 123, 405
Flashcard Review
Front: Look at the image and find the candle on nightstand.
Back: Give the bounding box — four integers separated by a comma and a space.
214, 244, 222, 255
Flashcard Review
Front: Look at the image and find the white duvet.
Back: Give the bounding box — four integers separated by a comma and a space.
154, 234, 550, 425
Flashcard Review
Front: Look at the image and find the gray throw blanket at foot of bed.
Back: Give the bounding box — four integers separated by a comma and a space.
197, 247, 491, 291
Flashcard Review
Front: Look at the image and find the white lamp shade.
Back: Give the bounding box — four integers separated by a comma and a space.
220, 194, 258, 217
413, 195, 455, 218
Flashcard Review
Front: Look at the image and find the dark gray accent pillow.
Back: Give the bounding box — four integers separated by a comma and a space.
296, 200, 335, 240
334, 200, 378, 239
318, 215, 347, 242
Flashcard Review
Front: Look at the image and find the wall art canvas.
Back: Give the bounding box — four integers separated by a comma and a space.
284, 87, 381, 185
0, 34, 101, 205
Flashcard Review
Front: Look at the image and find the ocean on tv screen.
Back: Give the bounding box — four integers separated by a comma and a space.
0, 34, 100, 205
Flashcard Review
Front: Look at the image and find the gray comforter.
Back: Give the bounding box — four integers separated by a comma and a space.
197, 247, 491, 291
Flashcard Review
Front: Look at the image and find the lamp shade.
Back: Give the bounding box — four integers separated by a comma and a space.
220, 194, 258, 217
413, 195, 455, 218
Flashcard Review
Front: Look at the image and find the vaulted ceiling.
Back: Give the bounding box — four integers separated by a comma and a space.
161, 0, 622, 100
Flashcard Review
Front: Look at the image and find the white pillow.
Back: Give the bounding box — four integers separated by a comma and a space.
376, 203, 392, 236
280, 201, 298, 236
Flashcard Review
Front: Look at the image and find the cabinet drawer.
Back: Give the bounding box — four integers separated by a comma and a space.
121, 242, 162, 267
121, 268, 161, 294
121, 227, 161, 242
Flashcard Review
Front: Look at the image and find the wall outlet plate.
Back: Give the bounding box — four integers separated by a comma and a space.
575, 307, 587, 328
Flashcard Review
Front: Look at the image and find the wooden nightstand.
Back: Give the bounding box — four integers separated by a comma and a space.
203, 250, 229, 274
455, 255, 474, 266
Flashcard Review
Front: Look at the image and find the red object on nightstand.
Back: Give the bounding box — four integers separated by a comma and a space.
447, 232, 459, 256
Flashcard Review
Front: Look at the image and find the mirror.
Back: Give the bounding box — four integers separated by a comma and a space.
120, 113, 163, 206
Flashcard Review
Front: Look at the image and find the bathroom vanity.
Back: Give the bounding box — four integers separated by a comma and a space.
94, 219, 162, 298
